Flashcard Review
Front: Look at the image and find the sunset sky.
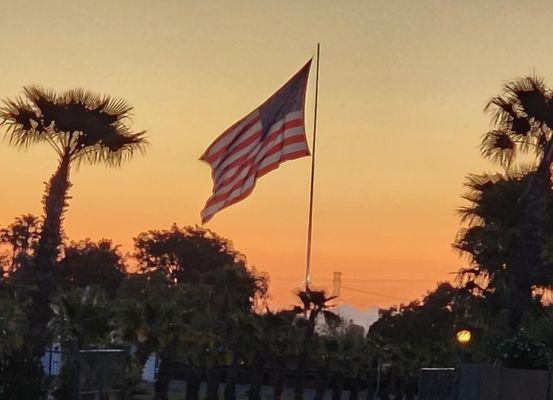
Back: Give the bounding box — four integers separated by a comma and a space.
1, 0, 553, 309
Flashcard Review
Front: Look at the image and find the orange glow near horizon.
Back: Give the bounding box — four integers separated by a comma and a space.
2, 1, 553, 310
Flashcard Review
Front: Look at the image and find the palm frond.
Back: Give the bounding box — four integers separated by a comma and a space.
0, 97, 47, 149
480, 130, 516, 167
508, 161, 539, 176
457, 170, 530, 225
485, 96, 519, 127
74, 131, 148, 167
505, 76, 552, 126
1, 84, 148, 166
458, 173, 498, 224
483, 76, 553, 168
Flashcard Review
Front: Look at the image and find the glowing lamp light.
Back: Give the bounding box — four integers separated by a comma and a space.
456, 329, 472, 345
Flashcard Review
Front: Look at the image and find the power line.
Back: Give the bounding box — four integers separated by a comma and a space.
339, 298, 380, 309
270, 277, 438, 283
341, 286, 408, 301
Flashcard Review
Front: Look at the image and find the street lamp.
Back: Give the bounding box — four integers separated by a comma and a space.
455, 329, 472, 346
455, 327, 474, 364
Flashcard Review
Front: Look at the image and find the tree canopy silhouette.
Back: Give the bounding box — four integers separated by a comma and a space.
135, 225, 245, 282
55, 239, 127, 298
0, 214, 40, 276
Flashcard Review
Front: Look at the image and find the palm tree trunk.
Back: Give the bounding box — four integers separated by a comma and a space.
36, 152, 72, 270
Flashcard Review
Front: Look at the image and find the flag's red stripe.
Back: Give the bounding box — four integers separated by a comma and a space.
211, 118, 304, 182
206, 136, 307, 208
207, 136, 306, 207
215, 132, 307, 192
201, 116, 249, 160
205, 129, 262, 165
201, 149, 309, 223
203, 116, 262, 164
212, 117, 303, 178
202, 183, 256, 224
202, 111, 258, 155
256, 149, 309, 177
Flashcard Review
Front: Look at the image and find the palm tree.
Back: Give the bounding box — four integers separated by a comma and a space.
292, 287, 338, 400
294, 286, 339, 337
475, 76, 553, 329
0, 86, 147, 269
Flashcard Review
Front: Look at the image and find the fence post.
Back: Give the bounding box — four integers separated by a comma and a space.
72, 339, 80, 400
99, 351, 104, 398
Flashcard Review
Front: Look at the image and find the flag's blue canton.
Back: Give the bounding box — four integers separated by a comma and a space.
258, 62, 311, 139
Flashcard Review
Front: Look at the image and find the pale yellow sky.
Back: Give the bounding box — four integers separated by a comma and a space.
1, 0, 553, 308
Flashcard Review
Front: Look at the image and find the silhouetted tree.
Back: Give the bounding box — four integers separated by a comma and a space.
133, 225, 267, 400
135, 225, 243, 281
474, 76, 553, 329
0, 282, 43, 398
368, 283, 467, 398
0, 86, 147, 269
260, 310, 302, 400
454, 171, 553, 366
49, 286, 113, 347
115, 271, 195, 400
0, 214, 40, 275
135, 225, 267, 310
55, 239, 127, 297
456, 173, 553, 302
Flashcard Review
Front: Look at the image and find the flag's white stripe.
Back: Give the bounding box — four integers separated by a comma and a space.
202, 140, 308, 221
207, 142, 307, 214
213, 126, 305, 194
212, 130, 265, 178
202, 111, 307, 222
257, 141, 309, 171
212, 118, 286, 177
214, 141, 263, 184
283, 110, 304, 120
204, 140, 309, 216
204, 111, 260, 158
202, 175, 256, 219
212, 112, 303, 179
209, 119, 263, 168
215, 125, 305, 185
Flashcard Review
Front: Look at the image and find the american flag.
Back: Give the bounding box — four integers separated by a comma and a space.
200, 60, 313, 223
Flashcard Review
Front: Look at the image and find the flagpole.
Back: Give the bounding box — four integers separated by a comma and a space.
305, 43, 320, 290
